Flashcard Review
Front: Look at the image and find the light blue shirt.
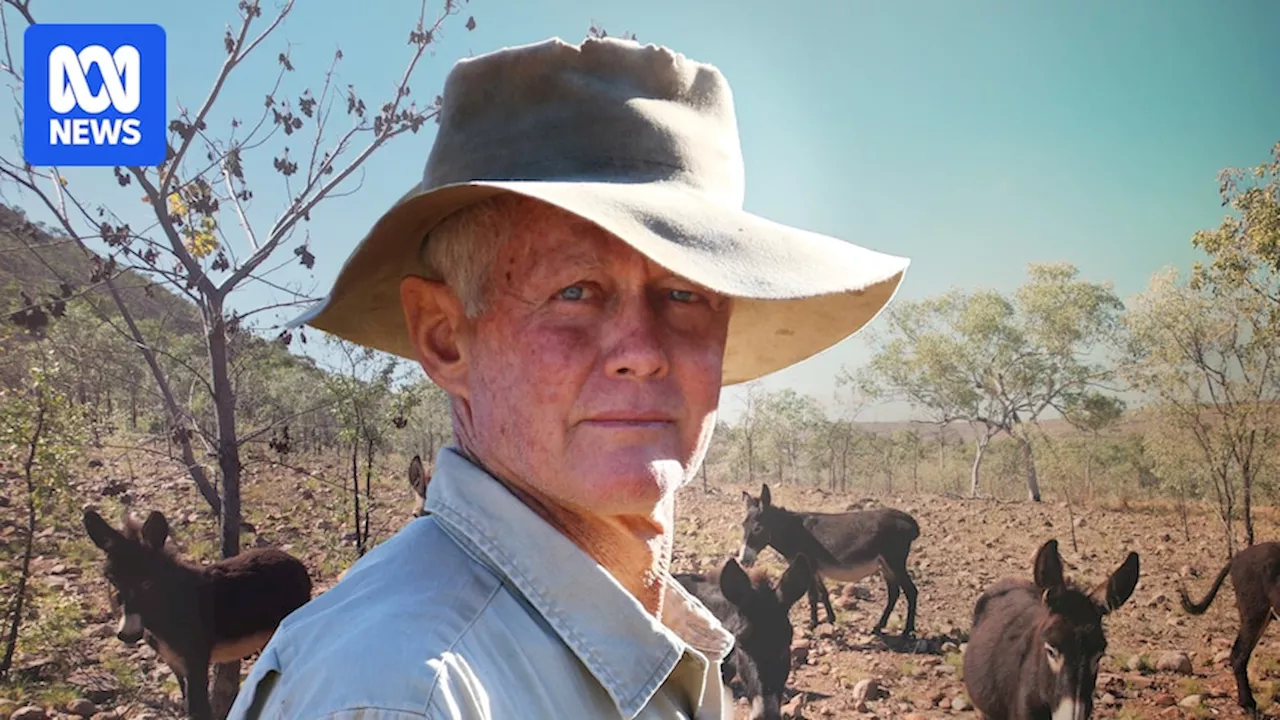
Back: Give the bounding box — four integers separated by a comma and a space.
226, 447, 736, 719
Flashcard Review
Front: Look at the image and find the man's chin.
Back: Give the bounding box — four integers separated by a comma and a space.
575, 458, 687, 514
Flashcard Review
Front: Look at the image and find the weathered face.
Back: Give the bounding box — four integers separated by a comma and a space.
404, 201, 732, 518
738, 485, 774, 567
719, 555, 811, 720
83, 509, 169, 645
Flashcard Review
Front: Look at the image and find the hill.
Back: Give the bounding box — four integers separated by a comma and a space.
0, 203, 203, 342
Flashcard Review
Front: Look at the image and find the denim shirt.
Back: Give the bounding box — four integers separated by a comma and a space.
226, 447, 736, 719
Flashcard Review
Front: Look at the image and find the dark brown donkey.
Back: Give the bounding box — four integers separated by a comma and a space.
1178, 541, 1280, 715
675, 554, 812, 720
84, 509, 313, 720
964, 538, 1140, 720
408, 454, 431, 518
738, 483, 921, 636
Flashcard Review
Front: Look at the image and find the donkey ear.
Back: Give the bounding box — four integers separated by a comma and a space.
141, 511, 169, 550
778, 553, 812, 609
719, 557, 754, 608
1033, 539, 1066, 595
1092, 551, 1140, 615
408, 455, 429, 497
760, 484, 771, 508
742, 491, 758, 509
83, 509, 119, 551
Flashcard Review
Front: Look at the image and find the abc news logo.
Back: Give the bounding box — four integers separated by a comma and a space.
24, 24, 166, 167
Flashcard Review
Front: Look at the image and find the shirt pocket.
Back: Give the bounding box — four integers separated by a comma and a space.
227, 646, 284, 720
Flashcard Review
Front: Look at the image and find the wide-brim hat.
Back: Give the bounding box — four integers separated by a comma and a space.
288, 36, 910, 386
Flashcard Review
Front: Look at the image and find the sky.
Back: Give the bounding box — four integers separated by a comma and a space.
1, 0, 1277, 424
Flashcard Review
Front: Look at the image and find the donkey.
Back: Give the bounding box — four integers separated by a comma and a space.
964, 538, 1140, 720
408, 454, 431, 518
83, 509, 313, 720
1178, 540, 1280, 715
674, 554, 812, 720
738, 483, 921, 636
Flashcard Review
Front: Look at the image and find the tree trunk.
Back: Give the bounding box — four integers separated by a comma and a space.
1084, 434, 1095, 503
102, 274, 222, 514
1242, 433, 1255, 547
970, 433, 991, 498
205, 310, 242, 719
1016, 433, 1042, 502
1, 401, 44, 680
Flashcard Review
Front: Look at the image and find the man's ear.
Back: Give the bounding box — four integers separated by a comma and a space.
400, 275, 471, 397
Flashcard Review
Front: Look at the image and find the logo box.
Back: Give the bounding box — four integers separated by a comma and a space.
24, 23, 166, 167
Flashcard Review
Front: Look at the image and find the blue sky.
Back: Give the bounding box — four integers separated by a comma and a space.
2, 0, 1277, 423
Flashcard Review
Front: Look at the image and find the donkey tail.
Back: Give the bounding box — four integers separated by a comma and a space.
1179, 561, 1232, 615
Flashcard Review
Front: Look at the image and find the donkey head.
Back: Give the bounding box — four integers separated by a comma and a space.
1030, 539, 1140, 720
738, 484, 778, 567
83, 508, 171, 645
408, 455, 431, 518
719, 553, 812, 720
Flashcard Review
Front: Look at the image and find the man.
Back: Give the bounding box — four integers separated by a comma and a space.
228, 35, 909, 720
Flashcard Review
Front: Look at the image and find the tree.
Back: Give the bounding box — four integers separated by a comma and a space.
1191, 141, 1280, 308
860, 263, 1124, 501
0, 1, 476, 713
1123, 266, 1278, 556
1062, 392, 1125, 501
0, 352, 85, 680
758, 388, 825, 484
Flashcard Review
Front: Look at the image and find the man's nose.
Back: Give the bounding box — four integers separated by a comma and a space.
603, 295, 668, 379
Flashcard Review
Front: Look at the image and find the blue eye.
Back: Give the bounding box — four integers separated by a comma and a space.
559, 286, 586, 301
670, 289, 698, 303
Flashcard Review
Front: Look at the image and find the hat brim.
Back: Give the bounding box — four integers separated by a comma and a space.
289, 179, 909, 386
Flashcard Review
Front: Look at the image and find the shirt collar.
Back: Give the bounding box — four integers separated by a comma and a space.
425, 447, 734, 718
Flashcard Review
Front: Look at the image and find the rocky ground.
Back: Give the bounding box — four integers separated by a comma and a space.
3, 449, 1279, 719
677, 483, 1280, 719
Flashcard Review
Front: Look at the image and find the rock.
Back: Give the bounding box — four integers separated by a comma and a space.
1156, 651, 1193, 675
835, 595, 857, 611
1213, 650, 1231, 665
851, 678, 883, 711
11, 707, 48, 720
780, 694, 803, 718
1152, 693, 1176, 707
1074, 516, 1086, 528
89, 713, 119, 720
66, 699, 97, 718
66, 668, 121, 704
0, 700, 17, 718
950, 695, 971, 711
1099, 692, 1117, 706
1179, 694, 1202, 708
903, 715, 928, 720
790, 639, 810, 665
1125, 655, 1146, 672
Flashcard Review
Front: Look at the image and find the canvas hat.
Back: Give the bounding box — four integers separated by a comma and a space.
288, 35, 910, 386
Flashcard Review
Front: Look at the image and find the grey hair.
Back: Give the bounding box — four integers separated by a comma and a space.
420, 194, 531, 318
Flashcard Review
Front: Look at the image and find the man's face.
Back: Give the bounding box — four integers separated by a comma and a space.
409, 202, 732, 518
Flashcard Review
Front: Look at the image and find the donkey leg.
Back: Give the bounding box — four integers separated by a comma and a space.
873, 572, 901, 634
815, 573, 836, 625
807, 572, 822, 630
1230, 607, 1268, 712
184, 655, 213, 720
892, 558, 920, 637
